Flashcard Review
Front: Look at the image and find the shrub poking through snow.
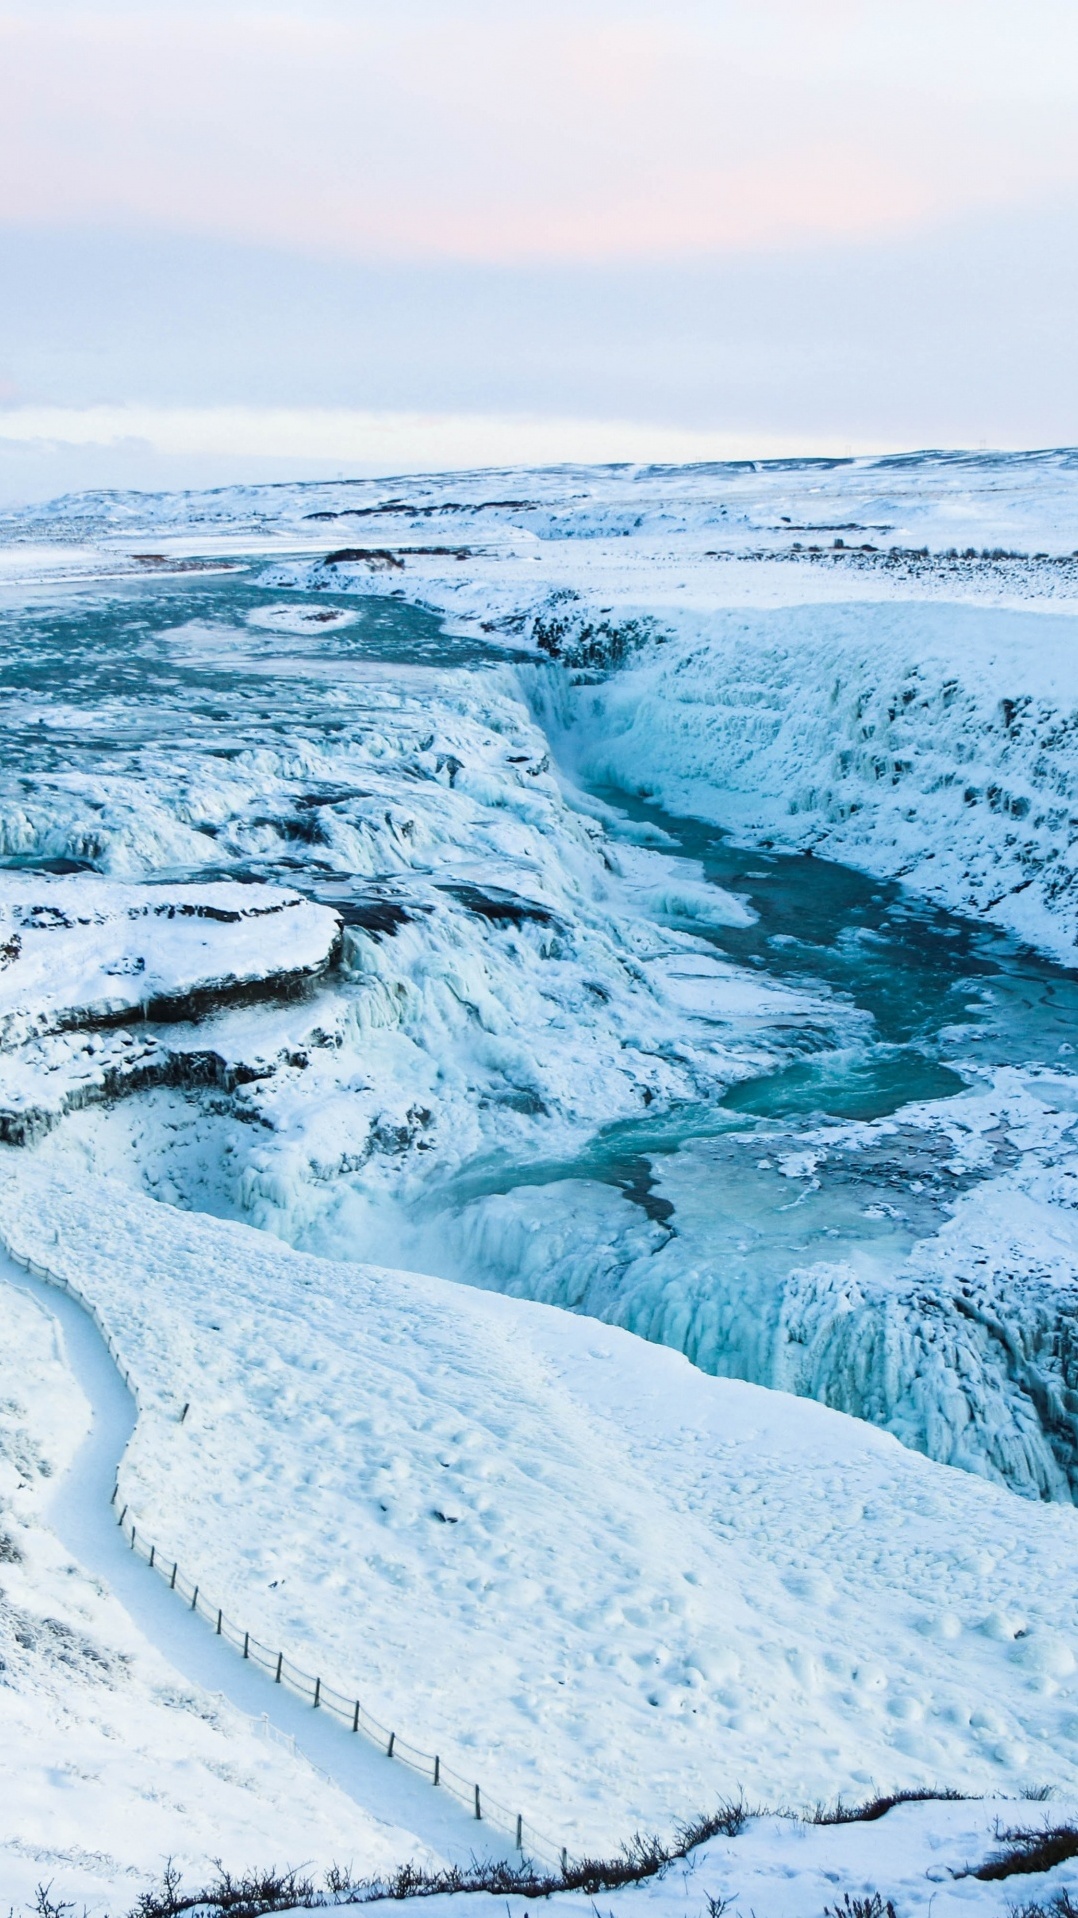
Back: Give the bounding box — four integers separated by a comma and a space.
121, 1810, 751, 1917
972, 1822, 1078, 1880
813, 1787, 969, 1825
128, 1860, 319, 1917
823, 1897, 898, 1918
1009, 1898, 1078, 1918
532, 605, 661, 671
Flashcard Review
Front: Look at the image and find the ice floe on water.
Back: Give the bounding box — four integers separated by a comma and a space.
5, 454, 1078, 1906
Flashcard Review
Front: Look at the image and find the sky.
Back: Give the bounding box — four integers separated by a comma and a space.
1, 0, 1077, 498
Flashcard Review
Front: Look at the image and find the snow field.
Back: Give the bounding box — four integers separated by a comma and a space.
6, 1171, 1078, 1863
8, 455, 1078, 1905
0, 1257, 425, 1914
10, 446, 1076, 577
7, 571, 1078, 1504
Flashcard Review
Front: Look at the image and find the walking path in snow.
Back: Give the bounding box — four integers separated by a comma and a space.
0, 1247, 515, 1869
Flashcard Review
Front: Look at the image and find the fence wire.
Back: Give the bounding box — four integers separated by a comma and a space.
2, 1235, 567, 1872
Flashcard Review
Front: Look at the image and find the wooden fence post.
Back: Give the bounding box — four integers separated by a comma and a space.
474, 1785, 481, 1821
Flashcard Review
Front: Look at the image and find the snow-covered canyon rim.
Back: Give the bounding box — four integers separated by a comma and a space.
6, 449, 1078, 958
5, 451, 1078, 1909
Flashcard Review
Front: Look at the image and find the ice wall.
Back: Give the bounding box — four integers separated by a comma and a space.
550, 599, 1078, 965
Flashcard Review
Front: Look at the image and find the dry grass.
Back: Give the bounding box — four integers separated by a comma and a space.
973, 1823, 1078, 1882
118, 1808, 751, 1918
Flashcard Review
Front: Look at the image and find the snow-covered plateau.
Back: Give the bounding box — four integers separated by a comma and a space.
3, 451, 1078, 1913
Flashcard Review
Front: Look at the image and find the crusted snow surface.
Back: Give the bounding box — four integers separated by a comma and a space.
0, 1262, 423, 1913
6, 1169, 1078, 1868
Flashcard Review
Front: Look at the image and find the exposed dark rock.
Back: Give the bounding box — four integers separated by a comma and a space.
0, 1044, 242, 1147
322, 548, 405, 570
533, 607, 661, 671
437, 883, 557, 927
333, 897, 416, 938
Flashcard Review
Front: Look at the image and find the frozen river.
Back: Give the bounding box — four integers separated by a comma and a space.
3, 501, 1078, 1503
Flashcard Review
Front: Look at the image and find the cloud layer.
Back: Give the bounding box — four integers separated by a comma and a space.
3, 1, 1078, 262
1, 2, 1076, 488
